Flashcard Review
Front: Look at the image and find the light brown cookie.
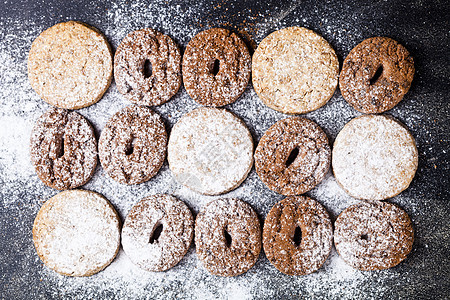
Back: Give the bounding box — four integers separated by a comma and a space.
121, 194, 194, 272
28, 21, 113, 109
195, 198, 261, 277
263, 196, 333, 275
332, 114, 418, 200
98, 105, 167, 185
252, 27, 339, 114
33, 190, 121, 276
334, 201, 414, 271
114, 28, 181, 106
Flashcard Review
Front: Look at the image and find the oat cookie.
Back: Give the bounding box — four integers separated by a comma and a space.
195, 198, 261, 277
255, 117, 330, 195
99, 105, 167, 185
115, 28, 181, 106
30, 107, 97, 190
334, 201, 414, 271
121, 194, 194, 272
332, 114, 418, 200
252, 27, 339, 114
33, 190, 120, 276
182, 28, 251, 107
167, 107, 253, 195
340, 37, 414, 113
28, 21, 113, 109
263, 196, 333, 275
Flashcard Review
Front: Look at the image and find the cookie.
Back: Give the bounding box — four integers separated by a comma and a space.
252, 27, 339, 114
121, 194, 194, 272
28, 21, 113, 109
334, 201, 414, 271
115, 28, 181, 106
167, 107, 253, 195
339, 37, 415, 113
332, 114, 418, 200
255, 117, 330, 195
195, 198, 261, 277
263, 196, 333, 275
98, 105, 167, 185
33, 190, 120, 276
182, 28, 251, 107
30, 107, 97, 190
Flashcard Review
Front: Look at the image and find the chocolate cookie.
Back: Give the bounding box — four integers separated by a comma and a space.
332, 115, 418, 200
28, 21, 113, 109
252, 27, 339, 114
121, 194, 194, 272
30, 107, 97, 190
98, 105, 167, 185
334, 201, 414, 271
168, 107, 253, 195
339, 37, 415, 113
195, 198, 261, 277
255, 117, 331, 195
182, 28, 251, 107
33, 190, 121, 276
115, 28, 181, 106
263, 196, 333, 275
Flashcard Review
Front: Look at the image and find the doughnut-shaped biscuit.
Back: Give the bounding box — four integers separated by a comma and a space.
115, 28, 182, 106
182, 28, 251, 107
168, 107, 253, 195
334, 201, 414, 271
252, 27, 339, 114
121, 194, 194, 272
28, 21, 113, 109
30, 107, 97, 190
33, 190, 120, 276
255, 117, 331, 195
263, 196, 333, 275
332, 114, 418, 200
195, 198, 261, 276
99, 105, 167, 185
340, 37, 414, 113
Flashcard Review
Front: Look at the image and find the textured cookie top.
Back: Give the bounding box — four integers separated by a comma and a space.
121, 194, 194, 272
30, 107, 97, 190
32, 190, 120, 276
28, 21, 113, 109
167, 107, 253, 195
334, 201, 414, 271
195, 198, 261, 277
182, 28, 251, 107
252, 27, 339, 114
339, 37, 414, 113
332, 115, 418, 200
263, 196, 333, 275
114, 28, 181, 106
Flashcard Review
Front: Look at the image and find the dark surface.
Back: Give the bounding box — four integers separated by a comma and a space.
0, 0, 449, 299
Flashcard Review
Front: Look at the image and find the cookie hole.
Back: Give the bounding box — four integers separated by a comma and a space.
224, 227, 232, 247
143, 59, 152, 78
370, 65, 383, 85
149, 223, 163, 244
57, 137, 64, 158
293, 226, 302, 247
125, 136, 136, 156
211, 59, 220, 76
360, 234, 369, 241
286, 147, 299, 167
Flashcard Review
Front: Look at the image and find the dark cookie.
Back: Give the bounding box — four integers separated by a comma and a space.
254, 117, 331, 196
263, 196, 333, 275
182, 28, 251, 107
195, 198, 261, 277
334, 201, 414, 271
30, 107, 97, 190
339, 37, 414, 113
121, 194, 194, 272
114, 28, 182, 106
98, 105, 167, 185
